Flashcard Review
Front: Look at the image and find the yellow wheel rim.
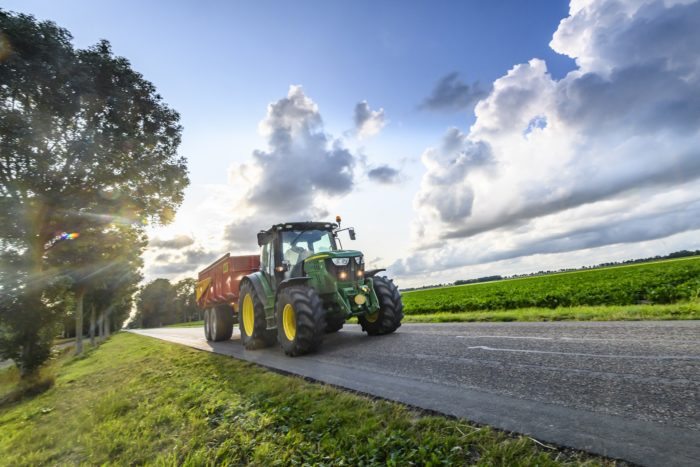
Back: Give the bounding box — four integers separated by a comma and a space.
282, 303, 296, 341
365, 312, 379, 323
242, 294, 254, 336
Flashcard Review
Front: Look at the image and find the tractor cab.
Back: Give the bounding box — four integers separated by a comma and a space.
256, 221, 346, 285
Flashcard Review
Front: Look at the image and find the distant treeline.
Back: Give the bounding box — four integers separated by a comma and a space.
454, 275, 503, 286
401, 249, 700, 292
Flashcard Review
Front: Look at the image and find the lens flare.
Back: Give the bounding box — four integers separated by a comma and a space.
44, 232, 80, 250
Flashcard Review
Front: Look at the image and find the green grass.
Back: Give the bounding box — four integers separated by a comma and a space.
401, 256, 700, 314
165, 320, 204, 328
0, 333, 612, 466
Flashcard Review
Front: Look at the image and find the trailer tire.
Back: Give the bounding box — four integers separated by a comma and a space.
203, 308, 213, 341
211, 304, 234, 341
359, 276, 403, 336
238, 281, 275, 349
276, 285, 326, 356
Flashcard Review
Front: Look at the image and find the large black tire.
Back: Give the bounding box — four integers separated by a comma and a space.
211, 304, 234, 341
325, 313, 345, 333
238, 281, 275, 350
359, 276, 403, 335
276, 286, 326, 356
203, 308, 213, 341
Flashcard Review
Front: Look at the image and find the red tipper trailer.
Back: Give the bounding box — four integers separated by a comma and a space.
195, 253, 260, 311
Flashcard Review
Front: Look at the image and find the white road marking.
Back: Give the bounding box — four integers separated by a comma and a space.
456, 335, 553, 340
466, 345, 700, 360
455, 335, 700, 343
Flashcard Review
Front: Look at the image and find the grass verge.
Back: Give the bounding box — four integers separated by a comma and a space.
0, 333, 612, 466
401, 302, 700, 323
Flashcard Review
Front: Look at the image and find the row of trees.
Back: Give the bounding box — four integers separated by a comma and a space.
0, 11, 188, 375
130, 278, 200, 329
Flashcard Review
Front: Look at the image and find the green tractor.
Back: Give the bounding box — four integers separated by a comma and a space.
238, 219, 403, 356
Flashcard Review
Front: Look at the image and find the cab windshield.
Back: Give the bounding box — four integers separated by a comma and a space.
282, 229, 336, 268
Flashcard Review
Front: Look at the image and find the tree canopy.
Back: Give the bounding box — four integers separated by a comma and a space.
0, 10, 189, 373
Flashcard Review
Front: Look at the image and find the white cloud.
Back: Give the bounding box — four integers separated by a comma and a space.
148, 234, 194, 249
420, 72, 488, 112
367, 165, 402, 185
396, 0, 700, 278
224, 85, 358, 248
354, 101, 386, 138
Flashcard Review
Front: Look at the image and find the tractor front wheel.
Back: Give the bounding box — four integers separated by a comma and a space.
238, 281, 275, 349
359, 276, 403, 335
276, 286, 326, 356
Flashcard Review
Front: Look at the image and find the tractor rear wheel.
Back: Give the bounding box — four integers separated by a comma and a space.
238, 281, 275, 349
276, 286, 326, 356
359, 276, 403, 335
325, 313, 345, 333
211, 304, 234, 341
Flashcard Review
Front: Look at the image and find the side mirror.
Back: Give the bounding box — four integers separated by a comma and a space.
257, 232, 266, 246
349, 228, 356, 240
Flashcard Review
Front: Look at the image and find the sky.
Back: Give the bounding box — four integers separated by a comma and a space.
5, 0, 700, 287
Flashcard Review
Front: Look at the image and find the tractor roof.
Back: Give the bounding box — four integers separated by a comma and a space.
257, 221, 338, 245
267, 221, 337, 232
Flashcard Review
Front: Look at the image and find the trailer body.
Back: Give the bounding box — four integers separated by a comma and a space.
196, 253, 260, 310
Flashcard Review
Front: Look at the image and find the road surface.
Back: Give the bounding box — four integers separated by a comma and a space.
131, 321, 700, 466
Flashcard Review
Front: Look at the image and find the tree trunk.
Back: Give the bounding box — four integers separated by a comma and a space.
75, 285, 86, 355
89, 303, 96, 346
98, 309, 104, 341
105, 313, 111, 338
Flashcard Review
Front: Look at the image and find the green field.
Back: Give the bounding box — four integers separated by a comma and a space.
401, 257, 700, 315
0, 333, 610, 466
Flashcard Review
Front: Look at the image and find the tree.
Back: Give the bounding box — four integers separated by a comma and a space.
173, 278, 199, 323
133, 279, 177, 328
49, 224, 146, 353
0, 11, 188, 371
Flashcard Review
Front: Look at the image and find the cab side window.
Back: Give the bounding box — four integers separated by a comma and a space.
261, 243, 272, 277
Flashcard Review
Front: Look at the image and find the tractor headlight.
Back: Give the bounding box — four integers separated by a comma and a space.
331, 258, 350, 266
354, 256, 363, 265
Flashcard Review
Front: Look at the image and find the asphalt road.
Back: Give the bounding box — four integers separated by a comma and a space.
131, 321, 700, 466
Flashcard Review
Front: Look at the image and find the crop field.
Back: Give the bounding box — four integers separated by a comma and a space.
401, 257, 700, 315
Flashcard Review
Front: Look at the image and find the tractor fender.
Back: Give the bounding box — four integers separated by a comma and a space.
241, 273, 269, 308
364, 268, 386, 278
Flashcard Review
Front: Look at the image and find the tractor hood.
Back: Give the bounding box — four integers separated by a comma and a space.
304, 250, 362, 262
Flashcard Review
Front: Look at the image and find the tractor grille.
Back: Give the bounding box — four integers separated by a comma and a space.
326, 256, 364, 281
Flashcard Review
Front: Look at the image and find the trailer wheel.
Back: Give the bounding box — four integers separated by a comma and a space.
203, 308, 213, 341
276, 285, 326, 356
211, 304, 234, 341
359, 276, 403, 336
238, 281, 275, 349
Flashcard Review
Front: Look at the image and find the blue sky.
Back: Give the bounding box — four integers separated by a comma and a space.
3, 1, 574, 173
6, 0, 700, 286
